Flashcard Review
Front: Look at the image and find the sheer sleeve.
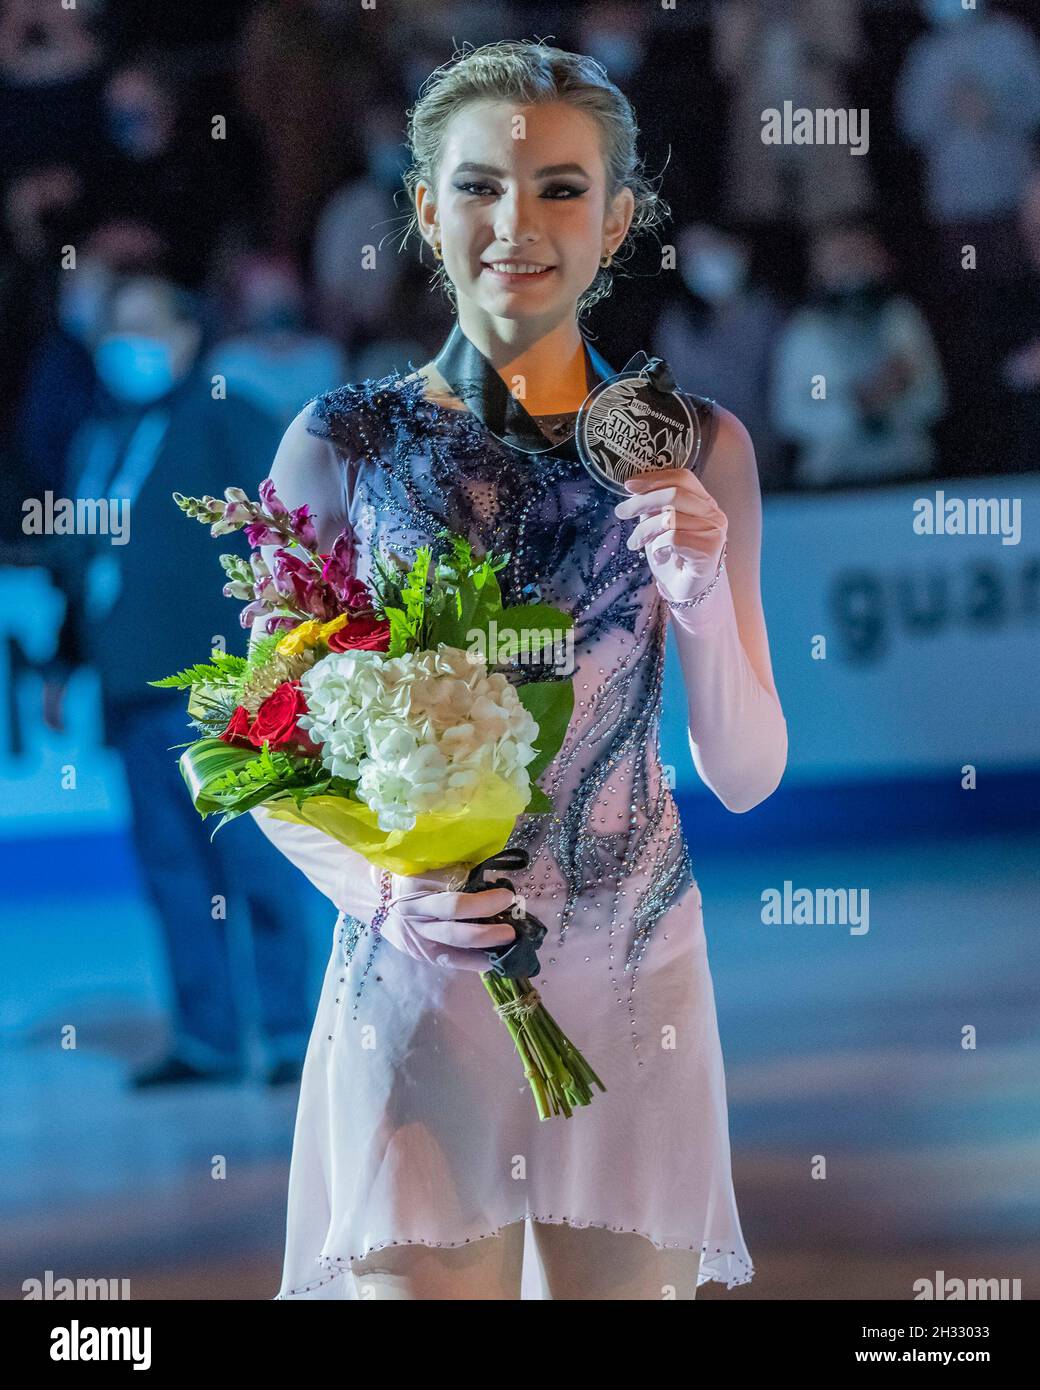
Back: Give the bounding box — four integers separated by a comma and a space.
245, 395, 382, 923
258, 396, 351, 557
668, 403, 788, 813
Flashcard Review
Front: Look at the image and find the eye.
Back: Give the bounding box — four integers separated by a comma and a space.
454, 181, 496, 197
453, 180, 588, 200
542, 183, 588, 200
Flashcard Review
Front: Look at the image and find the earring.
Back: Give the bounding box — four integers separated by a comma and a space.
432, 241, 443, 261
600, 250, 613, 268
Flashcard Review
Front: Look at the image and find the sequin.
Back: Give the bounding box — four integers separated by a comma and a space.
273, 1212, 753, 1296
305, 370, 718, 1051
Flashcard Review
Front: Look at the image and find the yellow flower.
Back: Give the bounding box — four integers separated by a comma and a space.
276, 620, 322, 655
318, 613, 350, 643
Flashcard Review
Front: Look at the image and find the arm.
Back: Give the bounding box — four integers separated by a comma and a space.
239, 400, 520, 960
668, 408, 788, 813
615, 407, 787, 813
243, 399, 381, 918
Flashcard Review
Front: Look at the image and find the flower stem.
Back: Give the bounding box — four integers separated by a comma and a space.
481, 972, 605, 1121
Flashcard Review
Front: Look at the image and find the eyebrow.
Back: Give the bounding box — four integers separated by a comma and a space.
451, 162, 592, 180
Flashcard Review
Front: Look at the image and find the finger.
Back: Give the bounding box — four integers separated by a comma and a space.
626, 514, 674, 552
616, 488, 720, 525
625, 467, 706, 490
402, 923, 508, 972
616, 471, 713, 514
628, 511, 722, 554
411, 916, 518, 950
625, 511, 722, 553
395, 886, 516, 920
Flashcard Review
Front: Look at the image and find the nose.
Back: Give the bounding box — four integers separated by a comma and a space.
492, 188, 540, 253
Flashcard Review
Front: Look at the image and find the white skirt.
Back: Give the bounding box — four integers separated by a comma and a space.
273, 877, 754, 1298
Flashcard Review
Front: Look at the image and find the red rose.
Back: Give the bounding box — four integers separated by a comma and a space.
326, 615, 392, 653
220, 705, 253, 745
248, 681, 322, 753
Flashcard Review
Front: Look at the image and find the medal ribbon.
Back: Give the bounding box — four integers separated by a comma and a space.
430, 319, 618, 463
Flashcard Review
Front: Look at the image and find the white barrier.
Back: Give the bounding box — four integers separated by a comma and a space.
662, 474, 1040, 787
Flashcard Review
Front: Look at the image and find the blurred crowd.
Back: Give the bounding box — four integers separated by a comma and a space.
2, 0, 1039, 527
1, 0, 1038, 1087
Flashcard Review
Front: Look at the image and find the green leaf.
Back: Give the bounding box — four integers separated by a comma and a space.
178, 738, 262, 812
150, 664, 227, 690
496, 603, 574, 633
384, 606, 413, 657
429, 562, 505, 652
517, 679, 574, 783
246, 631, 286, 669
524, 783, 552, 814
401, 545, 431, 634
150, 648, 249, 689
490, 604, 574, 663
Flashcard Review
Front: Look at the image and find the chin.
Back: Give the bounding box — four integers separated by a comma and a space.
471, 282, 575, 321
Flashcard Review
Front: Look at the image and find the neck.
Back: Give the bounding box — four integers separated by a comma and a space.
455, 305, 589, 413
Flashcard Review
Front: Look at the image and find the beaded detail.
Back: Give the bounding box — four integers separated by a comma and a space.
662, 543, 728, 610
304, 369, 719, 1060
273, 1211, 754, 1297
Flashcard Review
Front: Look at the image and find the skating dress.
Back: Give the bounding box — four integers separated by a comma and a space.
254, 369, 755, 1297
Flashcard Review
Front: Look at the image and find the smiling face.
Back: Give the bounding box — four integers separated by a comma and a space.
415, 99, 634, 332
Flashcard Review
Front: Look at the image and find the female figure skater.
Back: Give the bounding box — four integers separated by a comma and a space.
250, 40, 787, 1300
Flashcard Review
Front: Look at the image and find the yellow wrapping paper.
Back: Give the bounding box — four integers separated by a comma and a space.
260, 771, 528, 875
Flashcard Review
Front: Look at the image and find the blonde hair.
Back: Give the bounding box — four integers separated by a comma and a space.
401, 39, 669, 318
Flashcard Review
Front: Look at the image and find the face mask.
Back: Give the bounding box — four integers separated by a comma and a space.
59, 279, 108, 346
815, 279, 887, 316
924, 0, 983, 26
107, 105, 165, 158
94, 335, 177, 404
682, 248, 747, 303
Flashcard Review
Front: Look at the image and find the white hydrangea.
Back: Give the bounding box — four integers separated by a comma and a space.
297, 644, 540, 831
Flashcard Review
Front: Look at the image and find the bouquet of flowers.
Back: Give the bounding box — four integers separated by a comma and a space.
149, 481, 605, 1120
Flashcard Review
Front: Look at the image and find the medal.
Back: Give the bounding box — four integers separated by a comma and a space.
574, 352, 701, 496
429, 323, 701, 489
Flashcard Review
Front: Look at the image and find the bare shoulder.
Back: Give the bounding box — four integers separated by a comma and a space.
707, 402, 756, 467
697, 402, 763, 535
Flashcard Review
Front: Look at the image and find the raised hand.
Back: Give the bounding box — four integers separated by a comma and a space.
613, 468, 727, 606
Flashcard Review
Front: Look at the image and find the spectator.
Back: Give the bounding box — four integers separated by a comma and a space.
654, 222, 787, 488
12, 253, 115, 501
771, 219, 946, 487
0, 0, 107, 187
895, 0, 1040, 280
712, 0, 874, 229
38, 273, 320, 1089
236, 0, 378, 260
895, 0, 1040, 472
204, 250, 347, 427
309, 103, 411, 352
996, 168, 1040, 474
77, 56, 244, 288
